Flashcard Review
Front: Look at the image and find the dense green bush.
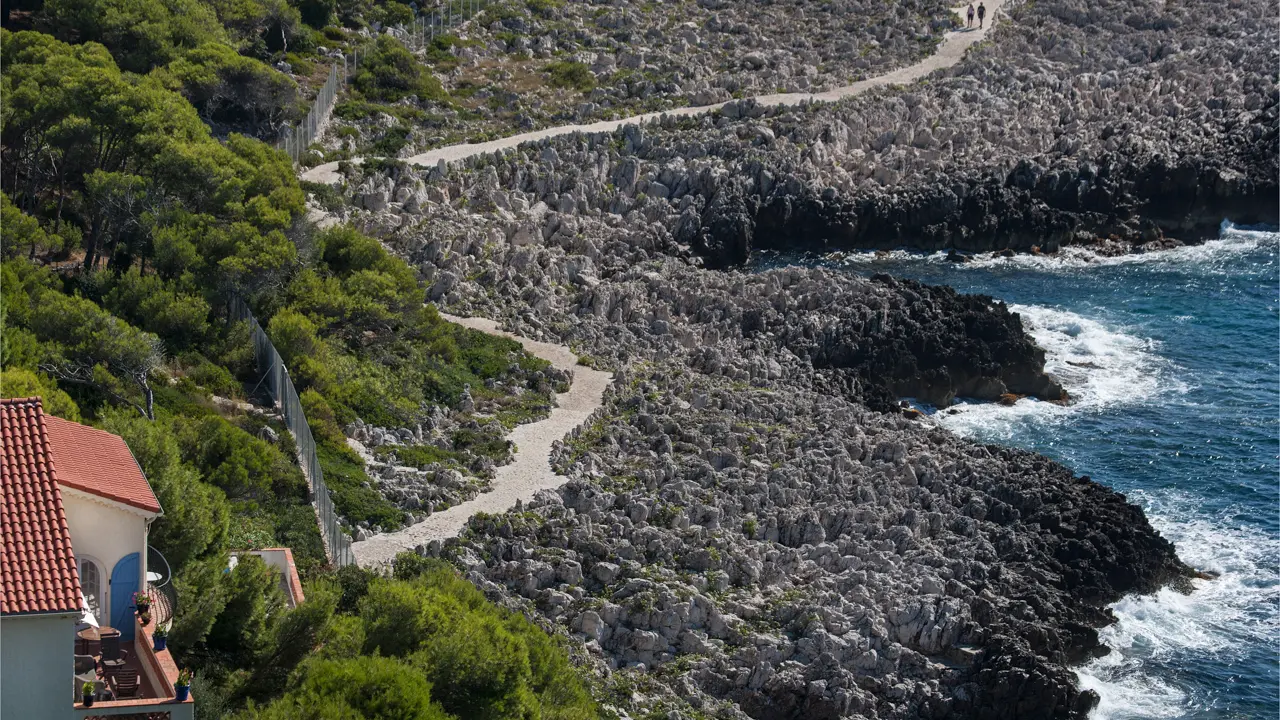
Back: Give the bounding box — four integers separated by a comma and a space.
0, 367, 82, 420
178, 415, 307, 499
206, 554, 286, 666
373, 442, 465, 470
242, 559, 596, 720
352, 34, 449, 103
545, 60, 596, 91
245, 655, 451, 720
158, 42, 298, 136
41, 0, 226, 73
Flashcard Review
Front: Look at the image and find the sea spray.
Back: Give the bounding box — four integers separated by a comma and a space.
821, 227, 1280, 719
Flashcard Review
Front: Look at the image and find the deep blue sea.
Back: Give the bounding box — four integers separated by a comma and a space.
767, 224, 1280, 719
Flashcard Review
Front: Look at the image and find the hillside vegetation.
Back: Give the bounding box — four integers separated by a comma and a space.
0, 7, 596, 718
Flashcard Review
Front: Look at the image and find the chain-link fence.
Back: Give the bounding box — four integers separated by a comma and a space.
406, 0, 492, 51
230, 297, 356, 567
276, 51, 363, 164
276, 0, 491, 162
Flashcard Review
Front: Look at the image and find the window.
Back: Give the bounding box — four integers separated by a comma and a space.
79, 558, 102, 621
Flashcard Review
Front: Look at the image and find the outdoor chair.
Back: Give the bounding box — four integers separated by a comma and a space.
110, 668, 140, 699
74, 654, 96, 674
99, 635, 130, 677
100, 634, 127, 661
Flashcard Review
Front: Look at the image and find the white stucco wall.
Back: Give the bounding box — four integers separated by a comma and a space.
61, 490, 148, 625
1, 612, 78, 720
235, 550, 304, 608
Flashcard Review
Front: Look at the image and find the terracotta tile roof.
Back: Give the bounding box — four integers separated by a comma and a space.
44, 415, 161, 514
1, 397, 82, 615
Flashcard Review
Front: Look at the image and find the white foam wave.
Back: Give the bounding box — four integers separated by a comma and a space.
1076, 492, 1280, 719
830, 223, 1277, 275
929, 304, 1181, 440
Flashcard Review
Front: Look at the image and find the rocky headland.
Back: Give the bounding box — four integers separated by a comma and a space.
318, 0, 1276, 264
295, 0, 1273, 715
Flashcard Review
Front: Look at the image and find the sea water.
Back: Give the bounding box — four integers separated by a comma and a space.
765, 224, 1280, 718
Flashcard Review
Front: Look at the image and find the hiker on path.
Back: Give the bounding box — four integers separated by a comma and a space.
967, 3, 975, 28
977, 2, 986, 28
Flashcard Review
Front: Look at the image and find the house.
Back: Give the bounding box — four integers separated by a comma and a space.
1, 397, 193, 720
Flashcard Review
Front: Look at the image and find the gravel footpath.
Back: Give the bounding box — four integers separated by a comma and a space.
302, 0, 1006, 185
350, 313, 613, 567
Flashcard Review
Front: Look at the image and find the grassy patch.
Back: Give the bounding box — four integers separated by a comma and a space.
373, 442, 466, 469
316, 439, 406, 532
545, 61, 596, 91
451, 427, 513, 462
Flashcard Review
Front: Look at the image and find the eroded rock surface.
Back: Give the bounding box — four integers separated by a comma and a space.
433, 364, 1191, 719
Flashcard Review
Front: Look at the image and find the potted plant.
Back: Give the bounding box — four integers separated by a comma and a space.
139, 608, 152, 626
153, 625, 168, 652
174, 668, 192, 702
82, 681, 95, 707
133, 591, 152, 613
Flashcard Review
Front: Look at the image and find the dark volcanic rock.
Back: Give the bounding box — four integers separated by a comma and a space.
696, 189, 755, 269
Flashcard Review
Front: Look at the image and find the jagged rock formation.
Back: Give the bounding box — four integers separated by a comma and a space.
432, 363, 1192, 719
323, 0, 1276, 262
292, 0, 1258, 715
322, 0, 957, 153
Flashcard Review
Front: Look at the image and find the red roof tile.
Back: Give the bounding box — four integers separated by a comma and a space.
1, 397, 82, 615
44, 415, 161, 515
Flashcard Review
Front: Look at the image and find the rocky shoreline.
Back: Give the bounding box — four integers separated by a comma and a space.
293, 0, 1273, 715
316, 0, 1275, 267
434, 362, 1195, 718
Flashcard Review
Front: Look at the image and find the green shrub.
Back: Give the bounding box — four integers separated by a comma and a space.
244, 655, 450, 720
42, 0, 226, 73
157, 42, 298, 136
207, 554, 285, 667
178, 416, 305, 499
373, 443, 464, 470
526, 0, 563, 16
353, 35, 449, 103
177, 352, 242, 398
0, 368, 82, 420
545, 60, 595, 91
267, 308, 320, 368
359, 577, 450, 657
334, 564, 374, 614
316, 438, 405, 531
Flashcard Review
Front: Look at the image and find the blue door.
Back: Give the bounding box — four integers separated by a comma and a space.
110, 553, 140, 640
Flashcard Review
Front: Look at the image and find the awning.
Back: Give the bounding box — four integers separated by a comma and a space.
76, 593, 99, 630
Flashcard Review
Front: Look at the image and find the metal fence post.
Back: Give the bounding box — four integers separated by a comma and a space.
232, 296, 354, 566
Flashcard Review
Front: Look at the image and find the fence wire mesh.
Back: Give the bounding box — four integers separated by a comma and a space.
276, 55, 354, 164
276, 1, 490, 162
230, 297, 355, 567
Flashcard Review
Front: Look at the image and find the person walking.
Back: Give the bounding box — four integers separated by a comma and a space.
977, 2, 986, 28
966, 3, 975, 28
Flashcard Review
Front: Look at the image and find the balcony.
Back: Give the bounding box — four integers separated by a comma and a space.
74, 614, 193, 720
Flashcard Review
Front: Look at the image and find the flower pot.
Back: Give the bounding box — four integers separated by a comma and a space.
175, 685, 190, 702
140, 612, 152, 626
154, 635, 167, 652
82, 693, 94, 707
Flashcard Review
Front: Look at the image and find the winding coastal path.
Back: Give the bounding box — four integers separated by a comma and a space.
337, 2, 1006, 566
302, 0, 1005, 185
350, 314, 613, 567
